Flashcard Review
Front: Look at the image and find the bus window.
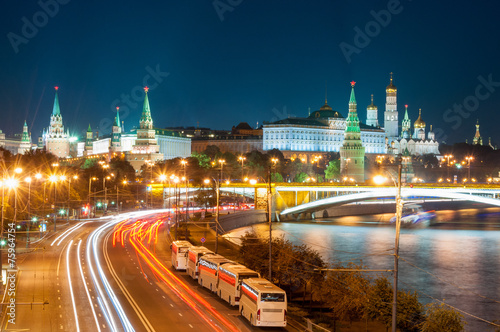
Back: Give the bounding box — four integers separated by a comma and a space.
261, 293, 285, 302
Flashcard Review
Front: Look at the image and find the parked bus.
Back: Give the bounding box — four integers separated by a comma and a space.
186, 246, 213, 279
170, 240, 192, 270
239, 278, 287, 327
198, 254, 233, 293
217, 264, 260, 306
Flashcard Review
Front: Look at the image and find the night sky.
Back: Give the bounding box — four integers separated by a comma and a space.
2, 0, 500, 145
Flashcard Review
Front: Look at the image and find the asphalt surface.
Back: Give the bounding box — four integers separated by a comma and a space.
0, 213, 294, 331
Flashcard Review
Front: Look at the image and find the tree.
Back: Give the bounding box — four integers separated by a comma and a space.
325, 160, 340, 180
421, 303, 466, 332
192, 152, 211, 169
294, 172, 308, 183
271, 172, 283, 182
320, 263, 371, 323
204, 145, 221, 160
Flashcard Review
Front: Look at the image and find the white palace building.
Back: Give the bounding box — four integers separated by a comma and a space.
262, 74, 439, 161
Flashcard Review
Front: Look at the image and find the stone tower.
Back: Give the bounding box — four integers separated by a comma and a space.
401, 104, 411, 139
111, 106, 122, 152
340, 81, 365, 183
44, 86, 70, 158
473, 119, 483, 145
366, 94, 379, 127
384, 73, 398, 139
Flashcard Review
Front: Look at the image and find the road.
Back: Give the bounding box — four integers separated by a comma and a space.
0, 211, 294, 331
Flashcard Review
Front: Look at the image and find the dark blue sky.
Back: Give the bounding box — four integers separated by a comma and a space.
2, 0, 500, 145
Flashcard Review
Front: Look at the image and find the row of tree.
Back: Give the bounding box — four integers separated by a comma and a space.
239, 232, 467, 332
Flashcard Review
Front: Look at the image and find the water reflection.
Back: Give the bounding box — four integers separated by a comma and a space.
225, 208, 500, 331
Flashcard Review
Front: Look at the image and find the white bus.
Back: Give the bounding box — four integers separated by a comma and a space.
198, 254, 233, 293
217, 264, 260, 306
239, 278, 287, 327
186, 246, 213, 279
171, 240, 192, 270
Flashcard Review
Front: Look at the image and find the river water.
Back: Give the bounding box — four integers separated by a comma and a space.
225, 208, 500, 331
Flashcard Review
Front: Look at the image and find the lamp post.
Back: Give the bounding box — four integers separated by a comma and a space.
67, 175, 78, 221
173, 176, 179, 239
392, 164, 403, 332
49, 175, 58, 231
25, 176, 32, 247
159, 175, 167, 208
181, 159, 189, 222
445, 154, 453, 179
238, 156, 246, 182
268, 158, 279, 281
465, 156, 473, 181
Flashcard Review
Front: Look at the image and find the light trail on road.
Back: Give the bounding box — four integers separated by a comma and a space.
66, 239, 80, 332
114, 215, 240, 332
51, 221, 88, 247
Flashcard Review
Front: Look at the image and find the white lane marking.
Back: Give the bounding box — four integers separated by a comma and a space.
77, 239, 101, 332
66, 240, 80, 332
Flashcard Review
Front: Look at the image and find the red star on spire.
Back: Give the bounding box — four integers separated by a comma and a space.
350, 81, 356, 87
405, 104, 408, 108
54, 86, 59, 91
116, 106, 120, 111
144, 86, 149, 93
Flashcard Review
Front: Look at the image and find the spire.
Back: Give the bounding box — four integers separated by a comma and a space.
87, 123, 92, 132
349, 81, 356, 104
140, 86, 153, 128
21, 120, 29, 142
325, 81, 328, 104
114, 106, 121, 126
52, 86, 61, 116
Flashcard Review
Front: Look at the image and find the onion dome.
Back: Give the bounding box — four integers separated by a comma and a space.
414, 108, 426, 128
367, 94, 377, 110
386, 72, 397, 92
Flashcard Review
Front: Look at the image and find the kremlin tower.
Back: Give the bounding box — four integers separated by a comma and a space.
43, 87, 70, 158
473, 119, 483, 145
340, 81, 365, 183
111, 106, 122, 152
127, 87, 163, 171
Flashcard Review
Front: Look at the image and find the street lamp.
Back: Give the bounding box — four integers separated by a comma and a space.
465, 156, 473, 181
181, 159, 189, 222
205, 175, 221, 254
49, 174, 58, 231
268, 157, 279, 281
173, 176, 180, 239
238, 156, 246, 182
25, 176, 32, 247
444, 154, 453, 178
159, 174, 167, 208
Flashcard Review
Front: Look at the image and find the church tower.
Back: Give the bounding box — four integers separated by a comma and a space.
366, 94, 379, 127
85, 124, 93, 155
401, 104, 411, 139
384, 73, 398, 139
18, 120, 31, 154
413, 109, 426, 140
111, 106, 122, 152
473, 119, 483, 145
340, 82, 365, 183
44, 87, 70, 158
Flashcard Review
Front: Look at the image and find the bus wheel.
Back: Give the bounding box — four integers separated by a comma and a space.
250, 314, 253, 325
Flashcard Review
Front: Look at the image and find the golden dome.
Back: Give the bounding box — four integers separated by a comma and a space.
367, 94, 377, 110
386, 72, 397, 92
414, 109, 426, 128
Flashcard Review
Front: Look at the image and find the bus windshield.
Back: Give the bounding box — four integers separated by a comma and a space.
179, 247, 189, 253
261, 293, 285, 302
